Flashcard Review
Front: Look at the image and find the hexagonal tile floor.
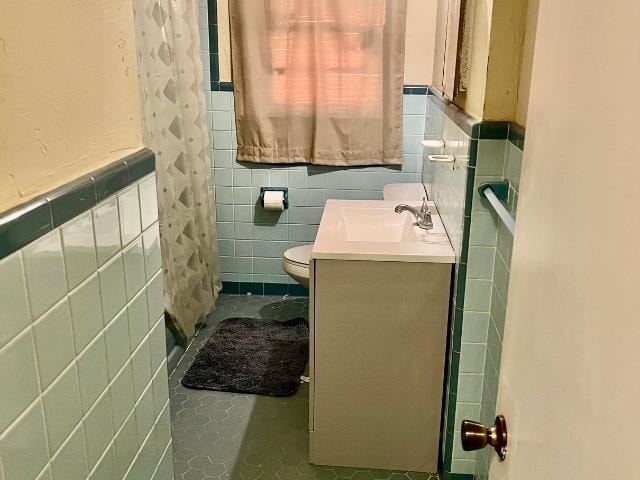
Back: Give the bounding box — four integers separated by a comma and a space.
169, 294, 439, 480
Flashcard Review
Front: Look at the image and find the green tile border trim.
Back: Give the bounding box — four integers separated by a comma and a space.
125, 148, 156, 182
428, 86, 527, 147
211, 81, 234, 92
441, 119, 525, 479
472, 121, 509, 140
93, 161, 129, 202
508, 122, 526, 150
443, 473, 474, 480
443, 430, 455, 471
0, 147, 155, 261
209, 80, 429, 95
208, 0, 219, 85
428, 87, 480, 138
434, 105, 525, 480
464, 165, 477, 213
0, 198, 53, 259
220, 281, 309, 297
441, 120, 480, 477
47, 175, 96, 227
404, 85, 429, 95
467, 140, 479, 168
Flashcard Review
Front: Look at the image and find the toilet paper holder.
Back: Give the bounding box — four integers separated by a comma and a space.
259, 187, 289, 209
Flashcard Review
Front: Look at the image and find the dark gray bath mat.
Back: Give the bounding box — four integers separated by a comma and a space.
181, 317, 309, 396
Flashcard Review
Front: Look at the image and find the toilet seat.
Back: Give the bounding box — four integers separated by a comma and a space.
283, 244, 313, 288
283, 244, 313, 267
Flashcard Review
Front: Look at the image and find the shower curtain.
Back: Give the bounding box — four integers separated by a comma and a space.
133, 0, 221, 338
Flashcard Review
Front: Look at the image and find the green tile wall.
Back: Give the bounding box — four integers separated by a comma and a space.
474, 140, 522, 480
426, 91, 524, 477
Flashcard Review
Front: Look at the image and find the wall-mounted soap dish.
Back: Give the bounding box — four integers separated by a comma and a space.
428, 154, 455, 163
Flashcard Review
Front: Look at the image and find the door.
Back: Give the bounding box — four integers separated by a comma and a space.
489, 1, 640, 478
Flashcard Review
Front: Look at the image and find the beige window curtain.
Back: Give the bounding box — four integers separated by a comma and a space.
229, 0, 408, 166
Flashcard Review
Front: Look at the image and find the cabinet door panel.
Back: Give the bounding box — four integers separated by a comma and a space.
311, 259, 451, 472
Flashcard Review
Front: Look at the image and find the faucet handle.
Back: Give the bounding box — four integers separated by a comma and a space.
421, 197, 431, 215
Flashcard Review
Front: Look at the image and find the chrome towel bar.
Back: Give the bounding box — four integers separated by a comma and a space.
478, 181, 515, 235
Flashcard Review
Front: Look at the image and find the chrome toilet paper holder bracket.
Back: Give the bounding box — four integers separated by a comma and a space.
259, 187, 289, 209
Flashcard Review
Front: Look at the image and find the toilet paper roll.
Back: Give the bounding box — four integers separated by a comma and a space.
263, 190, 285, 211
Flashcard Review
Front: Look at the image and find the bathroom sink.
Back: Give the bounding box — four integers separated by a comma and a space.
338, 207, 414, 242
312, 200, 455, 263
338, 206, 446, 242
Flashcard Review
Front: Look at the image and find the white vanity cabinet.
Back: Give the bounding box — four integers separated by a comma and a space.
308, 258, 452, 472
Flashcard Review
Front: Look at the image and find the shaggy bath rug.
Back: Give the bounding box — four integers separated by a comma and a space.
181, 317, 308, 396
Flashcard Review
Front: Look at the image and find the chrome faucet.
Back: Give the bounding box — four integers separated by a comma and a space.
395, 198, 433, 230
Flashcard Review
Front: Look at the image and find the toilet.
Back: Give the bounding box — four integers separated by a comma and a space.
282, 244, 313, 288
282, 183, 427, 288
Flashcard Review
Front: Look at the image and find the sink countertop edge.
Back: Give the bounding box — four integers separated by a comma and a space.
311, 199, 456, 264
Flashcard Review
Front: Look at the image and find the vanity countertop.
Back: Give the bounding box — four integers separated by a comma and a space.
311, 200, 455, 263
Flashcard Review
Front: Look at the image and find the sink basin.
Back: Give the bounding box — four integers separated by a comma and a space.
338, 207, 414, 242
312, 200, 455, 263
338, 205, 447, 243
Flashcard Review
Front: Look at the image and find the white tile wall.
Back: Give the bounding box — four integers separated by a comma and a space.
22, 230, 68, 319
425, 104, 470, 262
0, 253, 31, 347
93, 197, 122, 266
0, 173, 173, 480
61, 212, 99, 290
33, 301, 75, 389
118, 186, 142, 247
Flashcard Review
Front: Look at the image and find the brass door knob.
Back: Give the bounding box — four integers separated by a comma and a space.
461, 415, 508, 461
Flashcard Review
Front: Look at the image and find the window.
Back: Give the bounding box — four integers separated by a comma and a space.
269, 0, 385, 115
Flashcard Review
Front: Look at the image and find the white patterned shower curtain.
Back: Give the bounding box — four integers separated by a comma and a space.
133, 0, 220, 338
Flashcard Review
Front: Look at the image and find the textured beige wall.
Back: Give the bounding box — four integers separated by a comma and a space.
0, 0, 142, 213
217, 0, 437, 85
405, 0, 438, 85
483, 0, 529, 120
